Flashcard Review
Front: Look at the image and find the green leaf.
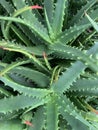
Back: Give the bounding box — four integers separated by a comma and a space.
57, 95, 96, 130
0, 84, 11, 97
50, 44, 98, 73
85, 12, 98, 32
0, 76, 50, 98
52, 42, 98, 93
29, 106, 45, 130
0, 119, 24, 130
52, 0, 68, 36
0, 0, 14, 14
68, 78, 98, 96
0, 40, 49, 72
69, 78, 98, 91
10, 66, 50, 87
57, 8, 98, 45
0, 40, 50, 56
11, 0, 40, 25
3, 0, 50, 43
56, 24, 89, 44
45, 96, 59, 130
52, 61, 85, 93
77, 8, 98, 27
0, 59, 31, 76
0, 94, 46, 113
11, 24, 32, 46
0, 16, 51, 44
0, 110, 22, 120
0, 0, 42, 44
44, 0, 54, 25
70, 0, 97, 26
82, 111, 98, 122
0, 61, 50, 87
60, 112, 90, 130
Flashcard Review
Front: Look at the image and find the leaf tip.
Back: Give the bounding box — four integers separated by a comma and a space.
30, 5, 43, 9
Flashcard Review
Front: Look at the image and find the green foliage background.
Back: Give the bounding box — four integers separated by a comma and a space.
0, 0, 98, 130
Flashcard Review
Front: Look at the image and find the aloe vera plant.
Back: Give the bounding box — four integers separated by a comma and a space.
0, 0, 98, 130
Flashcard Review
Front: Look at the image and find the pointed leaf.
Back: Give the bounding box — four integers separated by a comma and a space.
50, 44, 98, 73
52, 0, 68, 36
0, 76, 50, 98
57, 95, 96, 129
46, 96, 59, 130
0, 95, 46, 113
52, 42, 98, 93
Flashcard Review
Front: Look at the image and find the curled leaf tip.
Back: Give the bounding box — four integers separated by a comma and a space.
31, 5, 43, 9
